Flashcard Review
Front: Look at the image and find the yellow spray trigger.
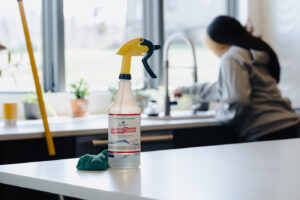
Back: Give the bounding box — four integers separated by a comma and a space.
117, 38, 161, 80
117, 38, 148, 56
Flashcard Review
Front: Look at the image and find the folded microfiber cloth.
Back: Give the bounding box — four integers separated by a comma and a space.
76, 149, 109, 171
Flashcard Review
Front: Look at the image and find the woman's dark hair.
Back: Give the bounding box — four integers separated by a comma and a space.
207, 16, 280, 83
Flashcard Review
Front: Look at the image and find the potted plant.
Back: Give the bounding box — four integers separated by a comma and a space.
23, 92, 40, 119
70, 78, 90, 117
22, 92, 57, 119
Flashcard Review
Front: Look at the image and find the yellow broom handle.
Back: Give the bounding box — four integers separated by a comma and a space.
18, 0, 56, 156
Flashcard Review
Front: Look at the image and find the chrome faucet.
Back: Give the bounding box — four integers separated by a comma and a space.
163, 32, 198, 116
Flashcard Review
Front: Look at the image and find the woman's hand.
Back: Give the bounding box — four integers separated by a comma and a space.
244, 17, 262, 39
174, 87, 183, 98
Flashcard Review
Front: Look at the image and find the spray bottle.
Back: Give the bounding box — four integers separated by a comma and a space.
108, 38, 161, 168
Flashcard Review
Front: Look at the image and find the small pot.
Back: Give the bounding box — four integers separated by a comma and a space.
23, 102, 41, 119
71, 98, 89, 117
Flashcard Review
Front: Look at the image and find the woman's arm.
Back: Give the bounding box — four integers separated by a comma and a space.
180, 82, 220, 102
177, 56, 251, 105
175, 54, 251, 105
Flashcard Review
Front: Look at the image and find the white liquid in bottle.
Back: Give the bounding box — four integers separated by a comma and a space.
108, 80, 141, 168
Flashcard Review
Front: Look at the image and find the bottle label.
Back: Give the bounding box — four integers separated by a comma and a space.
108, 113, 141, 155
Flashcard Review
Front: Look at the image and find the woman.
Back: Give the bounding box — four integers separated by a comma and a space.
174, 16, 300, 142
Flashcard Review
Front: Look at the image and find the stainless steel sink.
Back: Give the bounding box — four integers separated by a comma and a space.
142, 110, 216, 121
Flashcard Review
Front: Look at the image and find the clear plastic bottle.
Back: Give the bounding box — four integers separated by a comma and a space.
108, 80, 141, 168
108, 38, 160, 168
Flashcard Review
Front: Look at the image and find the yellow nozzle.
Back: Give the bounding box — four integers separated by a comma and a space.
117, 38, 149, 76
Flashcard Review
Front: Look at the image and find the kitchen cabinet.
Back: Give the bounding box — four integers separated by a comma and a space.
76, 130, 174, 157
0, 137, 75, 165
173, 125, 237, 148
0, 125, 235, 165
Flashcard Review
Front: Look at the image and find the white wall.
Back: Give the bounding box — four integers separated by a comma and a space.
249, 0, 300, 108
237, 0, 249, 25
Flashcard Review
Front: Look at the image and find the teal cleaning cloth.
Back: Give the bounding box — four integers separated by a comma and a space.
76, 149, 109, 170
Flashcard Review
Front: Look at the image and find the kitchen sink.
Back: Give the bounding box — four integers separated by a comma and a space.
142, 110, 216, 120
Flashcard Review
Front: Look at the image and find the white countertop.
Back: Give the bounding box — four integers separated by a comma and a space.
1, 138, 300, 200
0, 112, 221, 141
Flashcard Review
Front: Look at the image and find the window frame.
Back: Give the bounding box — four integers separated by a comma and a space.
143, 0, 164, 88
39, 0, 238, 92
42, 0, 65, 92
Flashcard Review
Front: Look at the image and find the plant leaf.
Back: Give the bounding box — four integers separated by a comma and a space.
70, 78, 89, 98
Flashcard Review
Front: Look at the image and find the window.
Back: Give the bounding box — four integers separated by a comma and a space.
0, 0, 236, 93
63, 0, 144, 91
164, 0, 228, 90
0, 0, 42, 91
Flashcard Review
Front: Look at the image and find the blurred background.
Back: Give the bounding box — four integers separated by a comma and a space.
0, 0, 300, 117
